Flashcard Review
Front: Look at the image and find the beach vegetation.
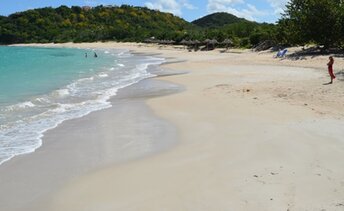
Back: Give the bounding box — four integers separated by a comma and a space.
3, 1, 341, 50
0, 5, 193, 44
279, 0, 344, 49
191, 12, 246, 28
0, 5, 275, 48
0, 5, 276, 48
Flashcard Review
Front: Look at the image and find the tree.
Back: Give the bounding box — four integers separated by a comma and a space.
280, 0, 344, 48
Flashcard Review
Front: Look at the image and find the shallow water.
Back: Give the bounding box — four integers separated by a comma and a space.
0, 46, 165, 164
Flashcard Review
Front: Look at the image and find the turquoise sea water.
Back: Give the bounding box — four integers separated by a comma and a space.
0, 47, 113, 105
0, 46, 165, 165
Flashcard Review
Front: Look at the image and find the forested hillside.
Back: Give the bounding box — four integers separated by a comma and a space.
0, 5, 277, 47
1, 1, 342, 49
192, 12, 246, 28
191, 13, 276, 47
0, 5, 194, 44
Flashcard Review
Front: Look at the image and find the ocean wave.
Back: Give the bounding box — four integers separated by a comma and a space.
16, 101, 35, 109
98, 73, 108, 78
53, 89, 70, 97
117, 51, 132, 58
35, 97, 50, 103
78, 76, 95, 82
1, 101, 36, 112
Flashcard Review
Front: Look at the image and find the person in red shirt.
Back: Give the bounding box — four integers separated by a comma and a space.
327, 56, 336, 84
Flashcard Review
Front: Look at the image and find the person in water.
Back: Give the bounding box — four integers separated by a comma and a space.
327, 56, 336, 84
85, 53, 87, 58
94, 52, 98, 58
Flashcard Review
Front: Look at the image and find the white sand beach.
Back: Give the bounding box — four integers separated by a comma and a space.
2, 42, 344, 211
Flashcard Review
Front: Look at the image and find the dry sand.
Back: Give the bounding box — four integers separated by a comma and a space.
5, 42, 344, 210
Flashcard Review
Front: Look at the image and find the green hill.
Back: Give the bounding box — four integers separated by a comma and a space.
0, 5, 194, 44
192, 12, 247, 28
0, 6, 277, 48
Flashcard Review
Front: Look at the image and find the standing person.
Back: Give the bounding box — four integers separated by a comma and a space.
327, 56, 336, 84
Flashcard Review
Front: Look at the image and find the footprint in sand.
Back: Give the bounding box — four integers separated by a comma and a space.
215, 84, 231, 89
203, 84, 232, 96
336, 203, 344, 207
277, 93, 288, 98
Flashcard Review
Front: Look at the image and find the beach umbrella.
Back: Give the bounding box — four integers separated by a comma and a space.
194, 40, 201, 46
187, 40, 194, 45
210, 39, 219, 49
160, 40, 167, 45
180, 39, 189, 49
164, 40, 171, 45
144, 38, 153, 43
222, 38, 233, 49
190, 40, 201, 51
205, 39, 218, 50
210, 39, 219, 44
222, 38, 233, 45
204, 39, 211, 50
204, 39, 210, 43
180, 39, 187, 45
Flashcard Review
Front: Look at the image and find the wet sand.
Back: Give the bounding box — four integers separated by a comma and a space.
0, 78, 181, 211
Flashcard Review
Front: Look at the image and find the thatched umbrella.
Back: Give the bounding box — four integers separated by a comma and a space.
180, 39, 191, 49
222, 38, 233, 50
180, 39, 187, 46
144, 38, 153, 43
160, 40, 168, 45
204, 39, 211, 44
150, 39, 159, 44
180, 39, 186, 44
210, 39, 219, 45
187, 40, 194, 46
194, 40, 201, 45
204, 39, 211, 50
208, 39, 218, 50
193, 40, 201, 50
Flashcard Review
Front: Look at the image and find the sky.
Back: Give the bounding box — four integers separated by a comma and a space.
0, 0, 290, 23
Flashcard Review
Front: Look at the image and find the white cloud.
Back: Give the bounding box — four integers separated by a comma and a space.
181, 0, 197, 10
144, 0, 196, 16
207, 0, 266, 21
267, 0, 289, 15
84, 0, 102, 6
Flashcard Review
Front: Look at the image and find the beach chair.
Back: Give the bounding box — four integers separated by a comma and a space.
275, 49, 287, 58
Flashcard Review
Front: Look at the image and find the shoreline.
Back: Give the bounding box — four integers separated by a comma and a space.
0, 77, 183, 211
2, 42, 344, 210
0, 46, 181, 166
0, 50, 184, 210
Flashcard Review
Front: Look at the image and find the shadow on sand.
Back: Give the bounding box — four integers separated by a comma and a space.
288, 47, 344, 61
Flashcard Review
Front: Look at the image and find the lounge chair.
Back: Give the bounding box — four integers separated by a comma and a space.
275, 49, 287, 58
